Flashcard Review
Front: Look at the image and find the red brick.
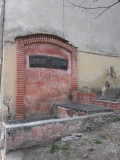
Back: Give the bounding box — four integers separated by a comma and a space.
16, 35, 77, 121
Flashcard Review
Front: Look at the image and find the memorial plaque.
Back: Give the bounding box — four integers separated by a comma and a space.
29, 55, 68, 70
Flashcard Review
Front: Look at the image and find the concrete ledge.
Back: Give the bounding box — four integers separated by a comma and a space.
3, 113, 120, 151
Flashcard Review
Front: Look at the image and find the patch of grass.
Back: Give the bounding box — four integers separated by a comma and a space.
116, 117, 120, 121
50, 144, 60, 153
80, 142, 86, 146
55, 138, 61, 143
94, 140, 102, 144
86, 127, 90, 131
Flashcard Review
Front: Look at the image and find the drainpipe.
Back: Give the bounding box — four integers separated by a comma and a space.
0, 0, 5, 120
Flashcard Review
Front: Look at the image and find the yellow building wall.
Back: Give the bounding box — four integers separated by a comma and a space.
77, 51, 120, 95
2, 42, 16, 120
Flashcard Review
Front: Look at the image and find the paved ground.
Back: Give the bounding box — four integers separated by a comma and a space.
6, 120, 120, 160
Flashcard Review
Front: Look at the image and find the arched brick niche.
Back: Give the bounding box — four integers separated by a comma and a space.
16, 34, 78, 121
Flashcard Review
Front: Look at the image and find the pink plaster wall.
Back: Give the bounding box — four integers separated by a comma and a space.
24, 43, 71, 119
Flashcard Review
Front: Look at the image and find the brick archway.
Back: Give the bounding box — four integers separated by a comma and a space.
16, 34, 77, 121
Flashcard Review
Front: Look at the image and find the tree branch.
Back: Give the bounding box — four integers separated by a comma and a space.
95, 1, 120, 19
79, 0, 88, 7
66, 0, 120, 18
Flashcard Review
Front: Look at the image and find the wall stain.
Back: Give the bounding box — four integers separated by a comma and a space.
78, 66, 120, 99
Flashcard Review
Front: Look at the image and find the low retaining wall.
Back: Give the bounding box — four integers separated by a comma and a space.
71, 92, 96, 104
3, 112, 120, 152
56, 106, 86, 118
91, 99, 120, 112
72, 92, 120, 112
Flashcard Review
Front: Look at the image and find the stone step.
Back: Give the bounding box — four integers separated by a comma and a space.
55, 102, 113, 113
54, 102, 113, 118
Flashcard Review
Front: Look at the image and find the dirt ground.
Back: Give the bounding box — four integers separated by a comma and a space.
6, 121, 120, 160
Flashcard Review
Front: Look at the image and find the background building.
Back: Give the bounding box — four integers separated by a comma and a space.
0, 0, 120, 121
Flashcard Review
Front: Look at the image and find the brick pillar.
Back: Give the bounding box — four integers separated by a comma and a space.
71, 48, 78, 91
16, 39, 25, 121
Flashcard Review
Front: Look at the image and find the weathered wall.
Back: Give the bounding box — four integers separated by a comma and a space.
77, 51, 120, 95
4, 0, 120, 53
2, 42, 16, 120
24, 43, 71, 119
4, 113, 120, 151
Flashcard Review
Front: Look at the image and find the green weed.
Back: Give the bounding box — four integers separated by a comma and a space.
116, 117, 120, 121
55, 138, 61, 143
94, 140, 102, 144
50, 144, 60, 153
80, 142, 86, 146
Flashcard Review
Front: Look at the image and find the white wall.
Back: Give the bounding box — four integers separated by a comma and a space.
4, 0, 120, 54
